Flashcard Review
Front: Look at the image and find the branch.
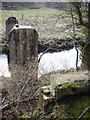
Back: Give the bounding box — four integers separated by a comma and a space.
0, 91, 38, 112
77, 106, 90, 120
38, 39, 63, 63
16, 65, 38, 111
74, 3, 88, 28
70, 4, 79, 71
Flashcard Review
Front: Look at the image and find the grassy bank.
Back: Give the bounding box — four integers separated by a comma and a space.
0, 7, 84, 53
45, 94, 90, 119
18, 94, 90, 119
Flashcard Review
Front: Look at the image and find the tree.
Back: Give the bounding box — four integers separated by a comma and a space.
72, 2, 90, 71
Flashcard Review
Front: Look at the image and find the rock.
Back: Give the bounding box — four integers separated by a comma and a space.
55, 80, 90, 100
39, 85, 53, 111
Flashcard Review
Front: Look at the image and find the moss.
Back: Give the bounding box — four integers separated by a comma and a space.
19, 112, 30, 119
61, 82, 81, 89
8, 28, 14, 40
55, 81, 82, 95
19, 110, 40, 119
19, 95, 90, 119
66, 95, 90, 118
55, 95, 90, 119
55, 80, 89, 100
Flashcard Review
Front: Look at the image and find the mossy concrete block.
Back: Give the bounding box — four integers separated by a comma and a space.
55, 80, 90, 100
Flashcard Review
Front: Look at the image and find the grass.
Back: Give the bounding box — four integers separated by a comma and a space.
61, 95, 90, 118
1, 8, 66, 27
0, 8, 69, 46
0, 7, 74, 53
44, 94, 90, 119
0, 7, 85, 51
1, 8, 66, 19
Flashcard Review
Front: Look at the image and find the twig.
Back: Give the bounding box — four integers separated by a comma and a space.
16, 65, 38, 113
77, 106, 90, 120
0, 91, 38, 112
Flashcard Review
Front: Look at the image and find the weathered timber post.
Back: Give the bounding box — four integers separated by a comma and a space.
8, 24, 38, 111
6, 17, 18, 40
8, 24, 38, 66
22, 14, 23, 20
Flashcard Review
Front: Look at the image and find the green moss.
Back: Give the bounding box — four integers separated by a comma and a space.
66, 95, 90, 118
82, 27, 88, 36
60, 82, 81, 90
56, 95, 90, 119
19, 110, 39, 119
8, 28, 14, 40
19, 112, 30, 119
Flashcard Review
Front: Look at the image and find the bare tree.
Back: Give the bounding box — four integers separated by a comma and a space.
72, 2, 90, 71
70, 4, 79, 71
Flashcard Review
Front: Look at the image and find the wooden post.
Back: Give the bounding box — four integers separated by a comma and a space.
6, 17, 18, 40
22, 14, 23, 20
8, 25, 38, 66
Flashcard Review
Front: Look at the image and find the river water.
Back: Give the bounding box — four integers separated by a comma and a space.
0, 54, 11, 77
0, 47, 82, 78
38, 47, 82, 77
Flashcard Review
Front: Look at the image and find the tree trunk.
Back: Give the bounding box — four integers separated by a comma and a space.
82, 3, 90, 71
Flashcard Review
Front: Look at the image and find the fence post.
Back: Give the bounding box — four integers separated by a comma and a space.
8, 25, 38, 66
22, 14, 23, 20
6, 17, 18, 40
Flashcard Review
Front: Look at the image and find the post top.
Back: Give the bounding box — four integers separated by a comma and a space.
6, 17, 18, 23
13, 24, 34, 29
8, 24, 35, 40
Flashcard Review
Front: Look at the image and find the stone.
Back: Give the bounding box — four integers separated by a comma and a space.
6, 17, 18, 40
39, 86, 53, 111
41, 86, 50, 95
55, 80, 90, 100
8, 25, 38, 66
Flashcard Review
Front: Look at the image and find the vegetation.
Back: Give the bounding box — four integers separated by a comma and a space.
0, 2, 90, 119
71, 2, 90, 70
19, 94, 90, 119
0, 5, 84, 52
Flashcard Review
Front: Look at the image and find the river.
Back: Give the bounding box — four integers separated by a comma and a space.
0, 47, 82, 78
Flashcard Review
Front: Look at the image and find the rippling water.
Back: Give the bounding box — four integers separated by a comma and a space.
0, 54, 11, 77
0, 48, 82, 78
38, 48, 82, 77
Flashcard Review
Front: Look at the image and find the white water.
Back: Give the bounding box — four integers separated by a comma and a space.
0, 54, 11, 77
0, 48, 82, 78
38, 48, 82, 77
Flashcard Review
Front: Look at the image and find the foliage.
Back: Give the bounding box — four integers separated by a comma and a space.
19, 112, 30, 119
82, 27, 88, 36
43, 95, 90, 119
19, 110, 39, 119
61, 82, 81, 89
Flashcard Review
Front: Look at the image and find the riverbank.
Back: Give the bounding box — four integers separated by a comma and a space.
0, 6, 89, 119
0, 68, 89, 119
38, 68, 90, 119
1, 7, 86, 55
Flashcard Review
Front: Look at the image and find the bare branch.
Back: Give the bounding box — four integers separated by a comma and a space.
70, 4, 79, 71
77, 106, 90, 120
